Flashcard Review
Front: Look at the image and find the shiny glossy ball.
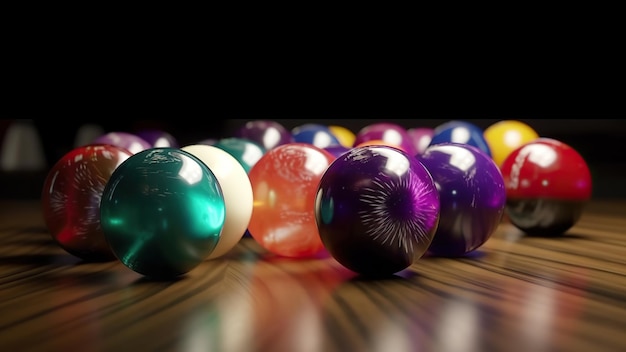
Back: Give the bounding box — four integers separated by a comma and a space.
41, 145, 133, 261
418, 143, 506, 257
407, 127, 434, 155
182, 144, 253, 259
213, 137, 266, 173
500, 138, 592, 236
353, 122, 417, 156
233, 120, 293, 150
429, 120, 492, 157
315, 145, 440, 277
100, 148, 226, 278
483, 120, 539, 167
136, 129, 179, 148
92, 132, 151, 154
247, 143, 336, 258
328, 125, 356, 148
291, 123, 342, 149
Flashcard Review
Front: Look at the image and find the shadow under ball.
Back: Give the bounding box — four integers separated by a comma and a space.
500, 138, 592, 236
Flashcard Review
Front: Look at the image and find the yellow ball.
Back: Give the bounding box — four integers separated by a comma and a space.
328, 125, 356, 148
484, 120, 539, 167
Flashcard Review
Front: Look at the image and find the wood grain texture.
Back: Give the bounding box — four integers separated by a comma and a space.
0, 200, 625, 352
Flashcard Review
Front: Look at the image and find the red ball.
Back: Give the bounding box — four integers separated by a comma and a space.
500, 138, 592, 236
41, 144, 133, 261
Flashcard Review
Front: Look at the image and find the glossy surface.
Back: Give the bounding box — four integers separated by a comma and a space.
500, 138, 592, 200
291, 123, 342, 149
418, 143, 506, 257
355, 139, 408, 152
323, 144, 350, 158
135, 129, 179, 148
353, 122, 417, 156
483, 120, 539, 167
100, 148, 226, 278
3, 200, 626, 352
407, 127, 434, 155
41, 145, 133, 261
182, 145, 253, 259
91, 132, 151, 154
315, 145, 440, 276
500, 138, 592, 236
233, 120, 293, 150
328, 124, 356, 147
429, 120, 492, 157
247, 143, 336, 258
505, 199, 587, 236
213, 137, 266, 173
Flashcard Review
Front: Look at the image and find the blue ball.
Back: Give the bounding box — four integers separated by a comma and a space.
292, 123, 342, 149
428, 120, 492, 157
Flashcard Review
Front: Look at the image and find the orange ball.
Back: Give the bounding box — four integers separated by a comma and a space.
247, 143, 336, 258
484, 120, 539, 167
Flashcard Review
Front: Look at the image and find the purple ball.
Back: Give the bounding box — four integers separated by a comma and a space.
135, 129, 179, 148
418, 143, 506, 257
233, 120, 293, 150
353, 122, 417, 156
92, 132, 151, 154
315, 145, 440, 277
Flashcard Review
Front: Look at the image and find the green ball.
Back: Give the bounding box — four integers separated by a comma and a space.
100, 147, 225, 278
213, 137, 266, 173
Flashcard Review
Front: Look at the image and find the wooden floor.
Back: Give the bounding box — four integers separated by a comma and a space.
1, 200, 625, 352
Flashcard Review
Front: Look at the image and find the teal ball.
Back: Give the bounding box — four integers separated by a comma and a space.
100, 147, 226, 278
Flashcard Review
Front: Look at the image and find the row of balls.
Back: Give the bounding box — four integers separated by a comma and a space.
40, 120, 592, 278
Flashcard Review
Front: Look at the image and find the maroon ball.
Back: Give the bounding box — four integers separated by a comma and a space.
41, 144, 133, 261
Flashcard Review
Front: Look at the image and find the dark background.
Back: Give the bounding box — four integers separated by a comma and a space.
1, 118, 625, 200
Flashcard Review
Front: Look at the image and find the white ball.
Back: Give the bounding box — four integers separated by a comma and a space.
182, 144, 253, 259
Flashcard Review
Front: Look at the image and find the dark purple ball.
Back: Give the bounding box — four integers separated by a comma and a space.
315, 145, 440, 277
233, 120, 293, 150
135, 129, 179, 148
418, 143, 506, 257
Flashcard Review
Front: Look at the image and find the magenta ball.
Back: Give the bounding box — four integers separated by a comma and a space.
407, 127, 434, 155
418, 143, 506, 257
353, 122, 417, 156
315, 145, 440, 277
